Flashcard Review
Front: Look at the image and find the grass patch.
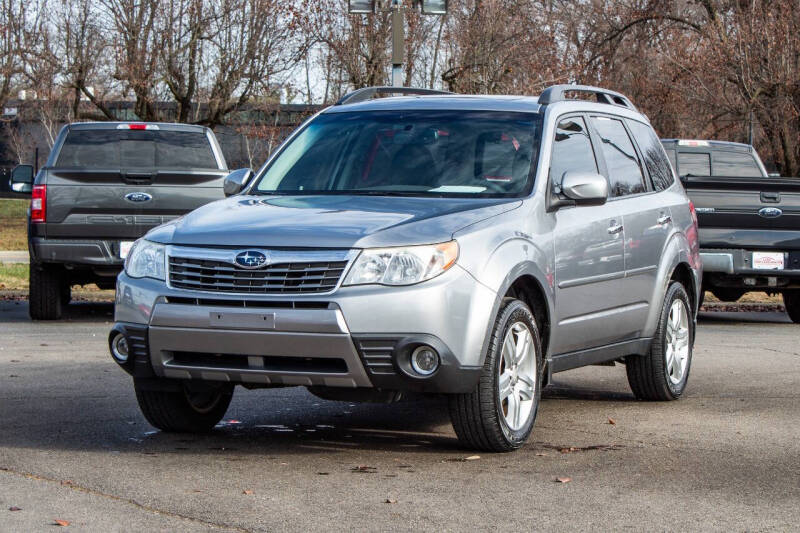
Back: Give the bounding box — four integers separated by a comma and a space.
0, 262, 28, 290
0, 199, 28, 251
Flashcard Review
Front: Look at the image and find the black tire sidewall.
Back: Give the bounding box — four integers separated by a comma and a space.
490, 300, 543, 446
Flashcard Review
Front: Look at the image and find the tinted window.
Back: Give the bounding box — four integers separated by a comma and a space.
56, 130, 218, 169
677, 152, 710, 176
254, 111, 542, 198
549, 117, 598, 194
712, 151, 762, 177
627, 120, 675, 191
590, 117, 645, 197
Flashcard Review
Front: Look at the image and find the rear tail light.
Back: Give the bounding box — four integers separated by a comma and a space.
31, 185, 46, 223
688, 200, 698, 227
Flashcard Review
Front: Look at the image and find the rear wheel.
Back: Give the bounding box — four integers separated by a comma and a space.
627, 282, 693, 400
449, 299, 542, 452
783, 291, 800, 324
134, 381, 234, 432
29, 264, 66, 320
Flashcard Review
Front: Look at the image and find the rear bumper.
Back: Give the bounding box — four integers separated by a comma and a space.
700, 248, 800, 288
31, 237, 125, 267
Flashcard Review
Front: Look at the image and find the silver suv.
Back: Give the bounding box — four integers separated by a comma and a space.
110, 85, 701, 452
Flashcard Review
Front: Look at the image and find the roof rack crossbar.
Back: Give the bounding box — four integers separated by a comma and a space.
537, 84, 637, 111
335, 86, 453, 106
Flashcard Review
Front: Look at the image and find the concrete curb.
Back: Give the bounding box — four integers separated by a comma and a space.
0, 251, 28, 264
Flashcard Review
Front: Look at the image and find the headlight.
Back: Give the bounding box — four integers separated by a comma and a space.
124, 240, 166, 280
343, 241, 458, 286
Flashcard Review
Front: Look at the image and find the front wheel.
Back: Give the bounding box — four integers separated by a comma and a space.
134, 380, 234, 432
783, 291, 800, 324
449, 299, 542, 452
627, 281, 693, 400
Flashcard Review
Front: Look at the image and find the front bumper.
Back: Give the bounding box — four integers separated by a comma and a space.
111, 265, 494, 393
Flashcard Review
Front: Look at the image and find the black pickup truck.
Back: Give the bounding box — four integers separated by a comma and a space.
10, 122, 229, 320
661, 139, 800, 322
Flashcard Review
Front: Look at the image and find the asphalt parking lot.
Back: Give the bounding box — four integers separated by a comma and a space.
1, 300, 798, 532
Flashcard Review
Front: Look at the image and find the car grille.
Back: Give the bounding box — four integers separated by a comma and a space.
168, 257, 348, 294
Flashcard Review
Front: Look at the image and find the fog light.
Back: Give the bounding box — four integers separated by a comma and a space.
111, 333, 129, 363
410, 345, 439, 376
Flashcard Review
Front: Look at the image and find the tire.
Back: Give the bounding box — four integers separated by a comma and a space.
134, 381, 234, 433
29, 264, 65, 320
783, 291, 800, 324
627, 282, 693, 401
449, 299, 543, 452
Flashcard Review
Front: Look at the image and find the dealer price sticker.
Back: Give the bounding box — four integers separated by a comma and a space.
752, 251, 784, 270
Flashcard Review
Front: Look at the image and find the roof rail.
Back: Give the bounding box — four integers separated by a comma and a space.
537, 84, 637, 111
335, 86, 453, 106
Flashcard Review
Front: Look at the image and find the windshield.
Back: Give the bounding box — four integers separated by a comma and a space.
252, 110, 542, 197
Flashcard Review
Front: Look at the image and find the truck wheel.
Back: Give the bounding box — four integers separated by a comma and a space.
783, 292, 800, 324
627, 282, 693, 400
29, 264, 65, 320
134, 381, 234, 433
448, 299, 542, 452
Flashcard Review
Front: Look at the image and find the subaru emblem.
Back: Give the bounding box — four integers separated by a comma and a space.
125, 192, 152, 203
234, 250, 268, 269
758, 207, 782, 218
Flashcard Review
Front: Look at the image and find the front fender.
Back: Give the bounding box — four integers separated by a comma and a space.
454, 209, 555, 362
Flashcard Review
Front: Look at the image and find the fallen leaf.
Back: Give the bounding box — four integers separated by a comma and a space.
8, 506, 21, 511
385, 498, 397, 504
555, 477, 571, 484
535, 452, 548, 457
60, 480, 74, 486
316, 472, 329, 475
351, 465, 377, 473
243, 490, 254, 495
54, 519, 70, 526
607, 417, 616, 425
465, 455, 480, 461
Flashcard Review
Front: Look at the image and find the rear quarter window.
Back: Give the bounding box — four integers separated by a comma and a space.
56, 129, 219, 169
627, 120, 675, 191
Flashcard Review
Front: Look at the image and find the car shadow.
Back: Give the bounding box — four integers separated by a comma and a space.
0, 299, 113, 323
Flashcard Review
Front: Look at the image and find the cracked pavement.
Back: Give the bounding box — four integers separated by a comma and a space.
1, 300, 798, 531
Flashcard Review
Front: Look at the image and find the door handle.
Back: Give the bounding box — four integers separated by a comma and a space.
657, 214, 672, 225
607, 223, 623, 235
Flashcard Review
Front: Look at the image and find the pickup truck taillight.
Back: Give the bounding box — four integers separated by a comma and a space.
31, 185, 46, 223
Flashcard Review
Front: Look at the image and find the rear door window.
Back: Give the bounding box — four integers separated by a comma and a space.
56, 130, 219, 169
549, 117, 598, 193
627, 120, 675, 191
677, 152, 710, 176
712, 151, 762, 177
590, 117, 646, 197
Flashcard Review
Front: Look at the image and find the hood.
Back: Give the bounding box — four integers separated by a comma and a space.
146, 194, 521, 248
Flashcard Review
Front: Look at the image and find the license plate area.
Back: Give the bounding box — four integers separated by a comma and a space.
752, 251, 784, 270
209, 311, 276, 329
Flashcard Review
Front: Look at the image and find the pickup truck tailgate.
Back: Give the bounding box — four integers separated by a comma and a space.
683, 176, 800, 245
44, 169, 226, 240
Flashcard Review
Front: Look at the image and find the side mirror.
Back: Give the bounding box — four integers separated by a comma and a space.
223, 168, 254, 197
561, 171, 608, 206
10, 164, 34, 195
